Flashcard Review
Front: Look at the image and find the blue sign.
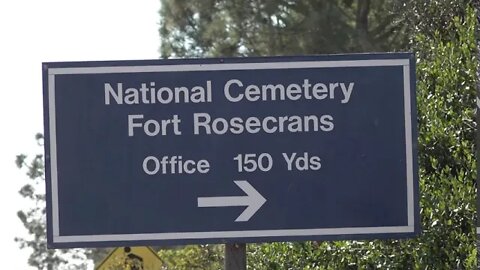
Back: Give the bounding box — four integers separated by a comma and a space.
43, 54, 419, 248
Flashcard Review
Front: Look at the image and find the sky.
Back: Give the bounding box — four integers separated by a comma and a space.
0, 0, 160, 268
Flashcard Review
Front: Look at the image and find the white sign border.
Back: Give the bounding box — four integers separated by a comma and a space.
47, 58, 415, 244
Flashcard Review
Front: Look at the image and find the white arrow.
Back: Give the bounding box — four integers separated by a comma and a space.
197, 180, 267, 222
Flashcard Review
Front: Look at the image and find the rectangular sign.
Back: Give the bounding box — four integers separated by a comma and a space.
43, 53, 419, 248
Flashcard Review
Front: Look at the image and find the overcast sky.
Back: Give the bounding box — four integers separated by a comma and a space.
0, 0, 160, 268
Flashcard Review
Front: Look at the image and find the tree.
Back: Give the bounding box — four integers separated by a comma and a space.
159, 0, 408, 58
17, 1, 476, 268
473, 0, 480, 266
16, 134, 85, 270
16, 134, 110, 269
157, 245, 223, 269
158, 0, 477, 269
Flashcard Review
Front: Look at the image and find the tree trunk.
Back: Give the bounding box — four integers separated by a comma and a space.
356, 0, 373, 52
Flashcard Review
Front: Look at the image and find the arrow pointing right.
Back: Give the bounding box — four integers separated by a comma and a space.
197, 180, 266, 222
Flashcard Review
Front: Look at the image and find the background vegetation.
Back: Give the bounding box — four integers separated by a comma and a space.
17, 0, 478, 269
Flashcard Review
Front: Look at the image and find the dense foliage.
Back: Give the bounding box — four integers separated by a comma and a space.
157, 245, 223, 269
17, 0, 477, 269
157, 0, 478, 269
159, 0, 408, 57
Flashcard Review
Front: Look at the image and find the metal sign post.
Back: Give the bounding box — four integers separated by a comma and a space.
225, 244, 246, 270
